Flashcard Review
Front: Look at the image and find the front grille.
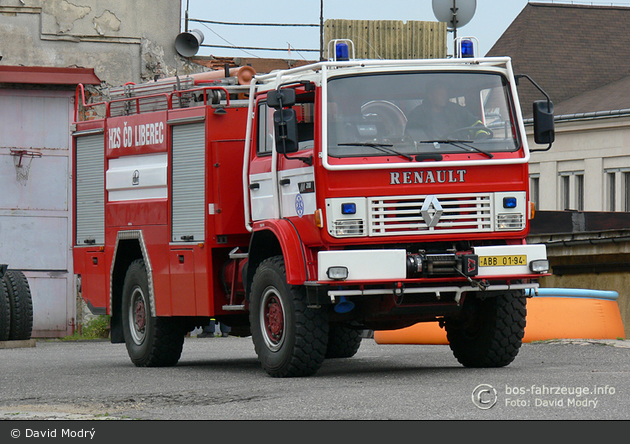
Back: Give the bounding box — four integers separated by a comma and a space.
369, 193, 492, 236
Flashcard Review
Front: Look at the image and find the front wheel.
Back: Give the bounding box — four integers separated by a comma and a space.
445, 290, 526, 368
121, 259, 184, 367
249, 256, 328, 377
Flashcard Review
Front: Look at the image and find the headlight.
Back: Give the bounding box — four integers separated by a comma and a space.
326, 198, 367, 238
497, 213, 524, 230
332, 220, 364, 237
494, 192, 526, 231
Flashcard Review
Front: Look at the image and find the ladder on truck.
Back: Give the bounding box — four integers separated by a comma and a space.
75, 68, 254, 121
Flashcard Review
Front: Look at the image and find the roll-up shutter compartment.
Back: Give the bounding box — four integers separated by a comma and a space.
171, 123, 205, 242
75, 133, 105, 245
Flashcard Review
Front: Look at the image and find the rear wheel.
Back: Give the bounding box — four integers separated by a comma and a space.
250, 256, 328, 377
3, 270, 33, 340
122, 259, 184, 367
445, 290, 526, 368
325, 324, 362, 359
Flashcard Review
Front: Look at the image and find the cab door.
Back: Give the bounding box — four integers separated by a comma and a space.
249, 99, 317, 221
276, 103, 316, 219
248, 101, 275, 221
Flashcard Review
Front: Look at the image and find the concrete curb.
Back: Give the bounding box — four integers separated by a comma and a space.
0, 339, 36, 349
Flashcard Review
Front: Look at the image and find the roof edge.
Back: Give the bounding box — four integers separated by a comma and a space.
0, 66, 101, 85
528, 1, 630, 10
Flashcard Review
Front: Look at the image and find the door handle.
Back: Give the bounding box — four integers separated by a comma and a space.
279, 178, 291, 186
249, 182, 260, 190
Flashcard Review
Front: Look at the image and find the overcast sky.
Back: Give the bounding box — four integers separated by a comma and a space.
180, 0, 630, 60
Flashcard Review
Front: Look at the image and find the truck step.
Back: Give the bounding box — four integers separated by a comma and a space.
222, 304, 246, 311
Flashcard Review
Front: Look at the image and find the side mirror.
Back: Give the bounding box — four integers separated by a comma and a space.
267, 88, 296, 109
533, 100, 555, 146
274, 108, 299, 154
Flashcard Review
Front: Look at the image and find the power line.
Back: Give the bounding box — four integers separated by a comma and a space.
200, 44, 319, 53
198, 23, 260, 58
191, 18, 320, 56
189, 18, 319, 28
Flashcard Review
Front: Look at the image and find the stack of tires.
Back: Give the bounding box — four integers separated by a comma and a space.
0, 264, 33, 342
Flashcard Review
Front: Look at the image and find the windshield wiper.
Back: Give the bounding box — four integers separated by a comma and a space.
420, 139, 493, 159
338, 142, 413, 161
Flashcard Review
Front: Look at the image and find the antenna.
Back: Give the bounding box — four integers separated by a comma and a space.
432, 0, 477, 46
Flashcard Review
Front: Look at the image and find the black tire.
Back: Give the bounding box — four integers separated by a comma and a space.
3, 270, 33, 340
249, 256, 328, 377
325, 324, 362, 359
445, 290, 526, 368
121, 259, 184, 367
0, 278, 11, 341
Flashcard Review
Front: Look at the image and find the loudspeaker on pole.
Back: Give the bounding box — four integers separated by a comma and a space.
175, 29, 205, 57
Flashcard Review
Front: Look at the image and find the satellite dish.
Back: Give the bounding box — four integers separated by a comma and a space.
432, 0, 477, 30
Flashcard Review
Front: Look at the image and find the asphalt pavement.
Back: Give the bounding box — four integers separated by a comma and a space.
0, 336, 629, 421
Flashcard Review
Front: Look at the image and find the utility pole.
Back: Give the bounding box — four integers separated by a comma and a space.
320, 0, 324, 61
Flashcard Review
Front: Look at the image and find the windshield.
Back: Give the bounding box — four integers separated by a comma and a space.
327, 71, 520, 159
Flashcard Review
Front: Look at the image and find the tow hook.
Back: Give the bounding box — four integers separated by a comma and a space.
454, 267, 489, 291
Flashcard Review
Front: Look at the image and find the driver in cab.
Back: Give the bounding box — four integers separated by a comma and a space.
406, 83, 490, 141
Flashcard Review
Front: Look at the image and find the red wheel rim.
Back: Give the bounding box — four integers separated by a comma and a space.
260, 288, 286, 351
265, 295, 284, 343
129, 286, 147, 345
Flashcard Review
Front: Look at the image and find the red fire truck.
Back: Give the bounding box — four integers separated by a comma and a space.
72, 40, 555, 377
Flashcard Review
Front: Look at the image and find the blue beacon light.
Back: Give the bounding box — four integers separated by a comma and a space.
336, 42, 349, 61
461, 39, 474, 58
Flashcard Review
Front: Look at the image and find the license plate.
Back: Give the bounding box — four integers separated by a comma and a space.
479, 255, 527, 267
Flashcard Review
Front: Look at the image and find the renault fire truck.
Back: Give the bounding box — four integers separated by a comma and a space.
72, 39, 555, 377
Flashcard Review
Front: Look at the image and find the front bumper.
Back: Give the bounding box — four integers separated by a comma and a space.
318, 244, 548, 281
314, 244, 548, 303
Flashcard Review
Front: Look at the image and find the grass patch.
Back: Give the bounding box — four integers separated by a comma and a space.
62, 315, 111, 341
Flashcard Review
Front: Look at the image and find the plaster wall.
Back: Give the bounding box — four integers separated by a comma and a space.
0, 0, 197, 86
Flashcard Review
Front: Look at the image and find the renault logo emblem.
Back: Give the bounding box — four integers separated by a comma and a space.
421, 195, 443, 228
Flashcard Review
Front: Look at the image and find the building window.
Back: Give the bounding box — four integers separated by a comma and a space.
607, 172, 616, 211
562, 175, 570, 210
605, 169, 630, 212
559, 171, 584, 211
530, 175, 540, 210
575, 174, 584, 211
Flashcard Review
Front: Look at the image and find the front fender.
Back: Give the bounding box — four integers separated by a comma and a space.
248, 219, 308, 290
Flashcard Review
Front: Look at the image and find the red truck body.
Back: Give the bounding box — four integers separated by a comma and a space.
72, 50, 554, 376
